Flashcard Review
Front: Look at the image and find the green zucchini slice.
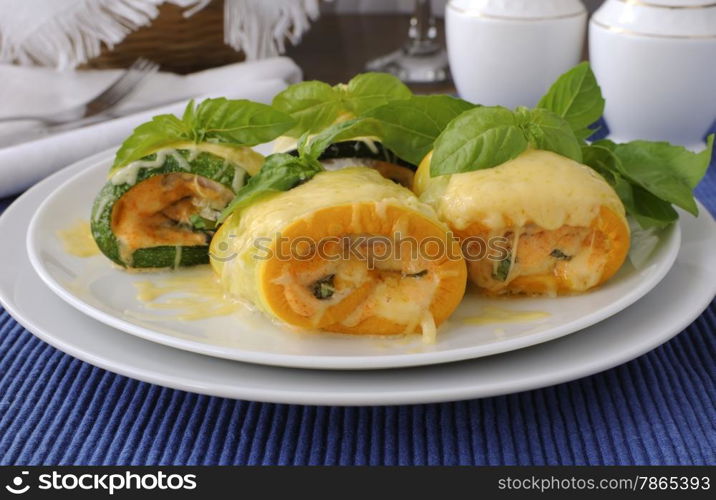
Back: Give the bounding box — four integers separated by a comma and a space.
286, 140, 416, 188
91, 147, 260, 269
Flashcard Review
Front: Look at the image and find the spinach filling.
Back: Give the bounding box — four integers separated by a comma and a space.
311, 274, 336, 300
492, 253, 512, 282
550, 249, 572, 261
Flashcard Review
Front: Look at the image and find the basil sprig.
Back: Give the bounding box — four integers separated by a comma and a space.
218, 152, 323, 221
271, 73, 411, 137
537, 62, 605, 141
218, 119, 373, 221
112, 98, 295, 171
582, 137, 714, 228
538, 63, 714, 227
431, 105, 581, 176
430, 62, 714, 229
364, 95, 475, 165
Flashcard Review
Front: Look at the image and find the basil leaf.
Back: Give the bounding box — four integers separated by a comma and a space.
606, 136, 713, 216
181, 99, 198, 133
112, 98, 294, 171
219, 153, 323, 221
298, 118, 381, 160
343, 72, 412, 115
220, 117, 378, 221
112, 114, 190, 170
430, 106, 528, 177
629, 185, 680, 229
582, 143, 679, 228
365, 95, 475, 165
273, 73, 412, 138
193, 98, 295, 146
537, 62, 605, 141
524, 108, 583, 162
272, 81, 343, 136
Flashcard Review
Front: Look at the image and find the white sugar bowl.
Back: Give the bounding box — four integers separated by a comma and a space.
446, 0, 587, 108
590, 0, 716, 148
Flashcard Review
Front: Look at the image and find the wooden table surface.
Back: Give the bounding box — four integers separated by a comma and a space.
285, 14, 456, 95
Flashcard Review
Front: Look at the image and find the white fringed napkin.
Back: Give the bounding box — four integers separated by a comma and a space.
0, 0, 320, 69
0, 57, 302, 197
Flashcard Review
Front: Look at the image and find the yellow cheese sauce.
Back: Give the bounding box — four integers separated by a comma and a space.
133, 267, 244, 321
57, 220, 100, 257
420, 149, 626, 231
109, 143, 263, 187
463, 306, 551, 326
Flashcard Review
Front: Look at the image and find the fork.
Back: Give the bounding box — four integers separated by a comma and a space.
0, 58, 159, 125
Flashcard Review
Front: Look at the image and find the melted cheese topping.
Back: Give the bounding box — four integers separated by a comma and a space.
214, 168, 437, 297
463, 306, 550, 326
110, 143, 264, 187
421, 149, 626, 231
57, 220, 100, 257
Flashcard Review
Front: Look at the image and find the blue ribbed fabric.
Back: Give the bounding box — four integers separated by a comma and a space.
0, 147, 714, 466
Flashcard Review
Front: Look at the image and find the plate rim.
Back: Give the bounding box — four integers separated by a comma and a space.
0, 156, 714, 405
24, 152, 682, 370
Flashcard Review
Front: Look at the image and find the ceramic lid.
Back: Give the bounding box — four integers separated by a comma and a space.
448, 0, 586, 19
591, 0, 716, 37
627, 0, 716, 6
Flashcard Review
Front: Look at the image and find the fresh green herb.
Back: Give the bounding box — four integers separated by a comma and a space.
271, 81, 342, 137
272, 73, 411, 137
111, 115, 190, 172
430, 104, 585, 177
493, 254, 512, 282
343, 72, 412, 115
404, 269, 428, 278
297, 117, 381, 160
537, 61, 605, 141
431, 106, 529, 177
521, 107, 582, 162
364, 95, 475, 165
550, 249, 572, 261
188, 214, 218, 231
311, 274, 336, 300
598, 138, 711, 216
430, 61, 713, 230
539, 62, 713, 229
219, 119, 373, 221
112, 98, 294, 171
218, 152, 323, 221
189, 98, 296, 145
581, 135, 713, 228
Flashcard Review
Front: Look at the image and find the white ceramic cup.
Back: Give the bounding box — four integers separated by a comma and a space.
446, 0, 587, 109
589, 0, 716, 149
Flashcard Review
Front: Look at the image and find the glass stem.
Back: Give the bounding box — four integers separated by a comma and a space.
406, 0, 439, 55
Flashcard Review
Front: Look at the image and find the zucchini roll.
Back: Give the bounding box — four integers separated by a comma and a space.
275, 135, 417, 189
415, 149, 630, 296
210, 167, 466, 339
91, 143, 263, 269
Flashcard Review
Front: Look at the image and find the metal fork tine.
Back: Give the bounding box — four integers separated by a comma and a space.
0, 58, 159, 125
84, 59, 159, 113
96, 60, 156, 102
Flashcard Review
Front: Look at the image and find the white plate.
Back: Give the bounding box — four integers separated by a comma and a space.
1, 154, 714, 405
25, 153, 681, 370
